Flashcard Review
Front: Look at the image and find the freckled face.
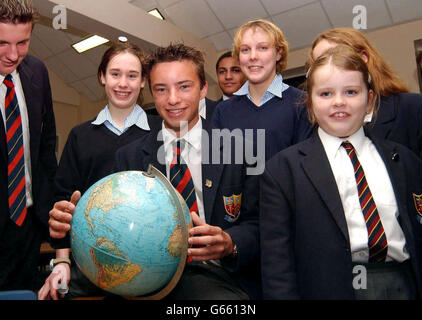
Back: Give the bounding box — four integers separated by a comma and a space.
311, 64, 372, 138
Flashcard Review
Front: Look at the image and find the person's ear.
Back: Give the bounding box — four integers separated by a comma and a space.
366, 89, 375, 114
360, 50, 369, 64
276, 47, 283, 62
100, 73, 106, 86
200, 81, 208, 100
140, 75, 146, 89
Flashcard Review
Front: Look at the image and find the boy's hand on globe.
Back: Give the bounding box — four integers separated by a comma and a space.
49, 190, 81, 239
187, 212, 235, 261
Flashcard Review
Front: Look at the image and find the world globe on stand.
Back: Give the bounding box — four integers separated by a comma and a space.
70, 166, 191, 298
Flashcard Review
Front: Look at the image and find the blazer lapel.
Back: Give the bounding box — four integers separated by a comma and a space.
143, 117, 166, 174
201, 118, 224, 223
0, 111, 6, 165
18, 59, 42, 166
300, 134, 350, 242
370, 95, 396, 139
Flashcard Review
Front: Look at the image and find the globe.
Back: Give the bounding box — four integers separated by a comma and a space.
70, 166, 191, 298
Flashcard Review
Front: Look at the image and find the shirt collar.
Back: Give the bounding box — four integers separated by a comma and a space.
318, 126, 366, 161
91, 104, 150, 131
162, 118, 202, 155
344, 127, 366, 157
234, 80, 249, 96
198, 98, 206, 118
364, 111, 373, 123
233, 73, 288, 99
1, 69, 19, 84
267, 73, 287, 98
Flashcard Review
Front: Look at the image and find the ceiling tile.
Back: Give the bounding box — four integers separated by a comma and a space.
65, 33, 84, 44
44, 55, 78, 83
386, 0, 422, 24
56, 49, 98, 79
81, 45, 109, 68
206, 0, 267, 30
81, 76, 105, 100
32, 24, 73, 55
272, 2, 332, 50
261, 0, 316, 15
29, 34, 54, 60
157, 0, 182, 9
322, 0, 391, 29
164, 0, 223, 38
227, 28, 237, 39
205, 31, 233, 52
69, 81, 98, 102
130, 0, 159, 11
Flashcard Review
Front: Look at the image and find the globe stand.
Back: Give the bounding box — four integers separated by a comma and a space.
124, 164, 190, 300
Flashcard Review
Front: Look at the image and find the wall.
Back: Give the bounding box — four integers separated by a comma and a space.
52, 101, 78, 158
48, 67, 106, 159
287, 18, 422, 93
206, 83, 222, 101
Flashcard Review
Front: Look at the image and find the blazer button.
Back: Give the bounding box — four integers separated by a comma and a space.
392, 152, 399, 161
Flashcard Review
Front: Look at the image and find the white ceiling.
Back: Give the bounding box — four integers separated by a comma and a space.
28, 0, 422, 102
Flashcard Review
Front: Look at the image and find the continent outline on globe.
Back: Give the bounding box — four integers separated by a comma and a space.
71, 166, 190, 298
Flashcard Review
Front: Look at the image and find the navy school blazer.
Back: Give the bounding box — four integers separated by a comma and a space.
0, 55, 57, 235
369, 92, 422, 158
260, 128, 422, 299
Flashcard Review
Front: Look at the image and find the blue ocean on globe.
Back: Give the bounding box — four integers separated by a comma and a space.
70, 170, 191, 297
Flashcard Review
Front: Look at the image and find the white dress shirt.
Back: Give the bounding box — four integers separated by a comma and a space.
318, 127, 409, 263
198, 98, 206, 119
162, 119, 205, 222
1, 70, 33, 208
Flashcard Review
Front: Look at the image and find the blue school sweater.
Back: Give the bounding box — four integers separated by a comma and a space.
212, 86, 312, 163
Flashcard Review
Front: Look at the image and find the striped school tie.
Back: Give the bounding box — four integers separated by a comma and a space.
4, 74, 27, 226
342, 141, 388, 263
170, 140, 198, 214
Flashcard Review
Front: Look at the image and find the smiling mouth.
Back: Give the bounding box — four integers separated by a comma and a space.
2, 61, 17, 67
167, 108, 185, 116
248, 66, 262, 71
330, 112, 350, 119
114, 91, 131, 97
